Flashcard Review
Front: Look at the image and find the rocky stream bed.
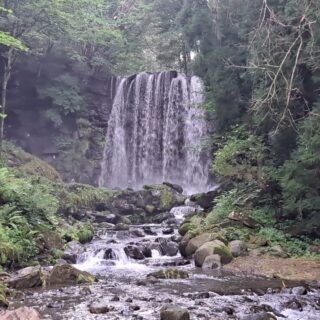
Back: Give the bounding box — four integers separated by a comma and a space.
1, 201, 320, 320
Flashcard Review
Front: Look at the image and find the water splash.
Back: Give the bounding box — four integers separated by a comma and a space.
99, 71, 211, 194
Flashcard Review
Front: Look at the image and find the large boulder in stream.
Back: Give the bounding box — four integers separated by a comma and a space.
7, 266, 44, 289
0, 307, 41, 320
160, 305, 190, 320
194, 240, 233, 267
46, 264, 97, 286
185, 233, 214, 257
124, 245, 145, 260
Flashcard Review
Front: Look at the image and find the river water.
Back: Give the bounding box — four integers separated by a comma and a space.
8, 207, 320, 319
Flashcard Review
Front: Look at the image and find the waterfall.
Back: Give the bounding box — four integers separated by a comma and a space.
99, 71, 211, 193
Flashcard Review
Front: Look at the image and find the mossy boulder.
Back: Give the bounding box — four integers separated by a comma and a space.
179, 233, 193, 257
178, 223, 191, 236
194, 240, 233, 267
46, 265, 97, 286
185, 233, 215, 257
190, 189, 220, 210
7, 266, 43, 289
148, 269, 189, 279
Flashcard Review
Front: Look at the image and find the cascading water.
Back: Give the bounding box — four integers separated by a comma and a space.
98, 71, 211, 194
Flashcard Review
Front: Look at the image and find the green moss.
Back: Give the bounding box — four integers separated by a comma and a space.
76, 273, 96, 284
3, 142, 61, 182
0, 282, 7, 307
160, 188, 173, 210
213, 245, 233, 264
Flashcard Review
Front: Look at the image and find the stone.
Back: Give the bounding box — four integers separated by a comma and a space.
89, 299, 112, 314
163, 182, 184, 194
124, 246, 145, 260
47, 264, 97, 286
249, 247, 267, 256
0, 307, 41, 320
148, 269, 189, 279
269, 245, 288, 258
141, 246, 152, 258
308, 245, 320, 254
194, 240, 233, 267
240, 313, 277, 320
292, 286, 307, 295
63, 241, 83, 264
179, 233, 193, 257
143, 226, 157, 235
161, 241, 179, 257
104, 248, 117, 260
91, 211, 117, 223
190, 190, 220, 210
7, 266, 43, 289
163, 227, 174, 235
160, 305, 190, 320
178, 223, 191, 236
130, 229, 145, 238
202, 254, 221, 270
185, 233, 214, 257
114, 223, 130, 231
228, 240, 247, 257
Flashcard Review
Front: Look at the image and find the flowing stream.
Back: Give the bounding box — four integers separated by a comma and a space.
98, 71, 211, 194
9, 203, 320, 320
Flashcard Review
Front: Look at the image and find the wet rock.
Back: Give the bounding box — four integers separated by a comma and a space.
283, 298, 304, 311
141, 246, 152, 258
163, 227, 174, 235
63, 241, 83, 264
130, 229, 145, 238
80, 287, 92, 295
143, 226, 157, 235
228, 240, 247, 257
194, 240, 233, 267
190, 189, 220, 210
160, 305, 190, 320
179, 233, 192, 257
104, 248, 117, 260
148, 269, 189, 279
131, 305, 140, 311
111, 295, 120, 301
124, 246, 145, 260
91, 211, 117, 223
163, 182, 183, 194
89, 299, 113, 314
126, 298, 133, 303
161, 241, 179, 257
0, 307, 41, 320
202, 254, 221, 270
240, 313, 277, 320
292, 286, 307, 295
185, 233, 214, 257
114, 223, 130, 231
47, 264, 97, 286
7, 266, 43, 289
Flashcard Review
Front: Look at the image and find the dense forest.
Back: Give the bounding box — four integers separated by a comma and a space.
0, 1, 320, 319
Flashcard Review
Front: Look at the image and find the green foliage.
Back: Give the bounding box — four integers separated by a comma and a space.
213, 131, 269, 186
205, 190, 238, 226
280, 104, 320, 216
76, 224, 94, 244
248, 208, 277, 227
59, 183, 110, 211
0, 31, 28, 51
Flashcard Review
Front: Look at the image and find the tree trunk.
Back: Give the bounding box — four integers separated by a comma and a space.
0, 48, 13, 158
